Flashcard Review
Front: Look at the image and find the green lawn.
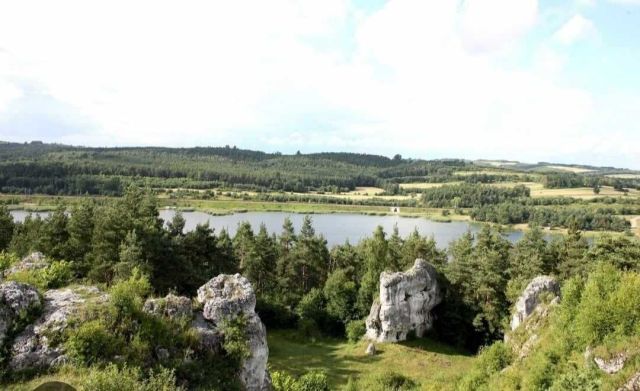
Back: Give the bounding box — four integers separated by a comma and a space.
267, 330, 474, 390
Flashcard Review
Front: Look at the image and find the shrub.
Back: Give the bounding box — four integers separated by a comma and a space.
297, 370, 330, 391
345, 319, 366, 343
39, 260, 73, 288
110, 267, 152, 316
220, 315, 250, 362
374, 372, 418, 391
271, 370, 299, 391
65, 320, 122, 365
81, 363, 182, 391
5, 259, 73, 289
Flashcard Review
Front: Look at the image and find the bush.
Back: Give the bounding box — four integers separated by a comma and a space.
39, 260, 73, 288
110, 267, 152, 316
345, 319, 366, 343
81, 363, 182, 391
374, 372, 419, 391
271, 370, 299, 391
5, 259, 73, 289
271, 370, 330, 391
297, 370, 330, 391
220, 315, 250, 362
65, 320, 122, 365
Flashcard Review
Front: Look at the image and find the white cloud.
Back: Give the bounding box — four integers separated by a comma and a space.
460, 0, 539, 53
0, 0, 636, 168
554, 14, 597, 45
608, 0, 640, 5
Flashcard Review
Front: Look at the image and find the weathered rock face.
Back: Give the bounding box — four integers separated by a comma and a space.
0, 281, 41, 349
619, 372, 640, 391
197, 274, 270, 391
510, 276, 560, 331
9, 286, 106, 372
143, 293, 193, 320
594, 354, 626, 374
6, 252, 49, 276
365, 259, 441, 343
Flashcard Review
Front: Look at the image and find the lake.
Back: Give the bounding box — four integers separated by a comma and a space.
10, 209, 525, 249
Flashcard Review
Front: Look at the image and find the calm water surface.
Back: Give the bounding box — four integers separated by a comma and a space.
11, 209, 525, 248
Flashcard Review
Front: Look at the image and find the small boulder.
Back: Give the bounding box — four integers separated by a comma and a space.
594, 354, 626, 374
143, 294, 193, 320
510, 276, 560, 331
366, 343, 376, 356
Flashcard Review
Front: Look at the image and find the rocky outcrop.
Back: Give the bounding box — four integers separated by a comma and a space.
5, 252, 48, 276
9, 286, 107, 372
594, 354, 626, 374
510, 276, 560, 331
365, 259, 441, 343
0, 281, 41, 349
143, 293, 193, 320
197, 274, 270, 391
618, 372, 640, 391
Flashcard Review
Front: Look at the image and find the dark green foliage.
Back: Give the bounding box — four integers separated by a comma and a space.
421, 183, 530, 208
0, 142, 475, 196
0, 205, 14, 251
219, 315, 250, 362
372, 372, 419, 391
345, 319, 366, 343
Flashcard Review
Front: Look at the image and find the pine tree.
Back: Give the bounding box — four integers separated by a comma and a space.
66, 199, 96, 275
0, 205, 14, 251
356, 225, 389, 315
115, 230, 146, 280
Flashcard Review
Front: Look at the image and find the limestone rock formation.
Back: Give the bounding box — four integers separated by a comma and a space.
594, 354, 626, 374
510, 276, 560, 331
5, 252, 49, 276
197, 274, 270, 391
0, 281, 41, 349
365, 258, 441, 343
143, 293, 193, 320
619, 372, 640, 391
9, 286, 106, 372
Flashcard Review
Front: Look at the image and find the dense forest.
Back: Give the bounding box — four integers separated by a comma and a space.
2, 186, 640, 389
0, 142, 471, 195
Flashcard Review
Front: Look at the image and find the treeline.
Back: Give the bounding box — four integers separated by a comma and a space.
544, 172, 639, 190
420, 183, 530, 208
0, 142, 481, 196
472, 203, 633, 231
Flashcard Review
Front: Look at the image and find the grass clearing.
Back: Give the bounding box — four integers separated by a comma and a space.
267, 330, 473, 390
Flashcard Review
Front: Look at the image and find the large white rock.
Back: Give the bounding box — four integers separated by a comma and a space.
365, 259, 441, 343
510, 276, 560, 331
197, 274, 270, 391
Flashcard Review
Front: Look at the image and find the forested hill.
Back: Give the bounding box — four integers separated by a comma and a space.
0, 141, 469, 195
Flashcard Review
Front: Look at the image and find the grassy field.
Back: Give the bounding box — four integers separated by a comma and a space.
267, 330, 473, 390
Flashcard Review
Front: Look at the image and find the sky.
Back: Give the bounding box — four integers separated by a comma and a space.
0, 0, 639, 169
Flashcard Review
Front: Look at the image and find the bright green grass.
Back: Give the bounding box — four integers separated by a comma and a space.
267, 330, 474, 390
